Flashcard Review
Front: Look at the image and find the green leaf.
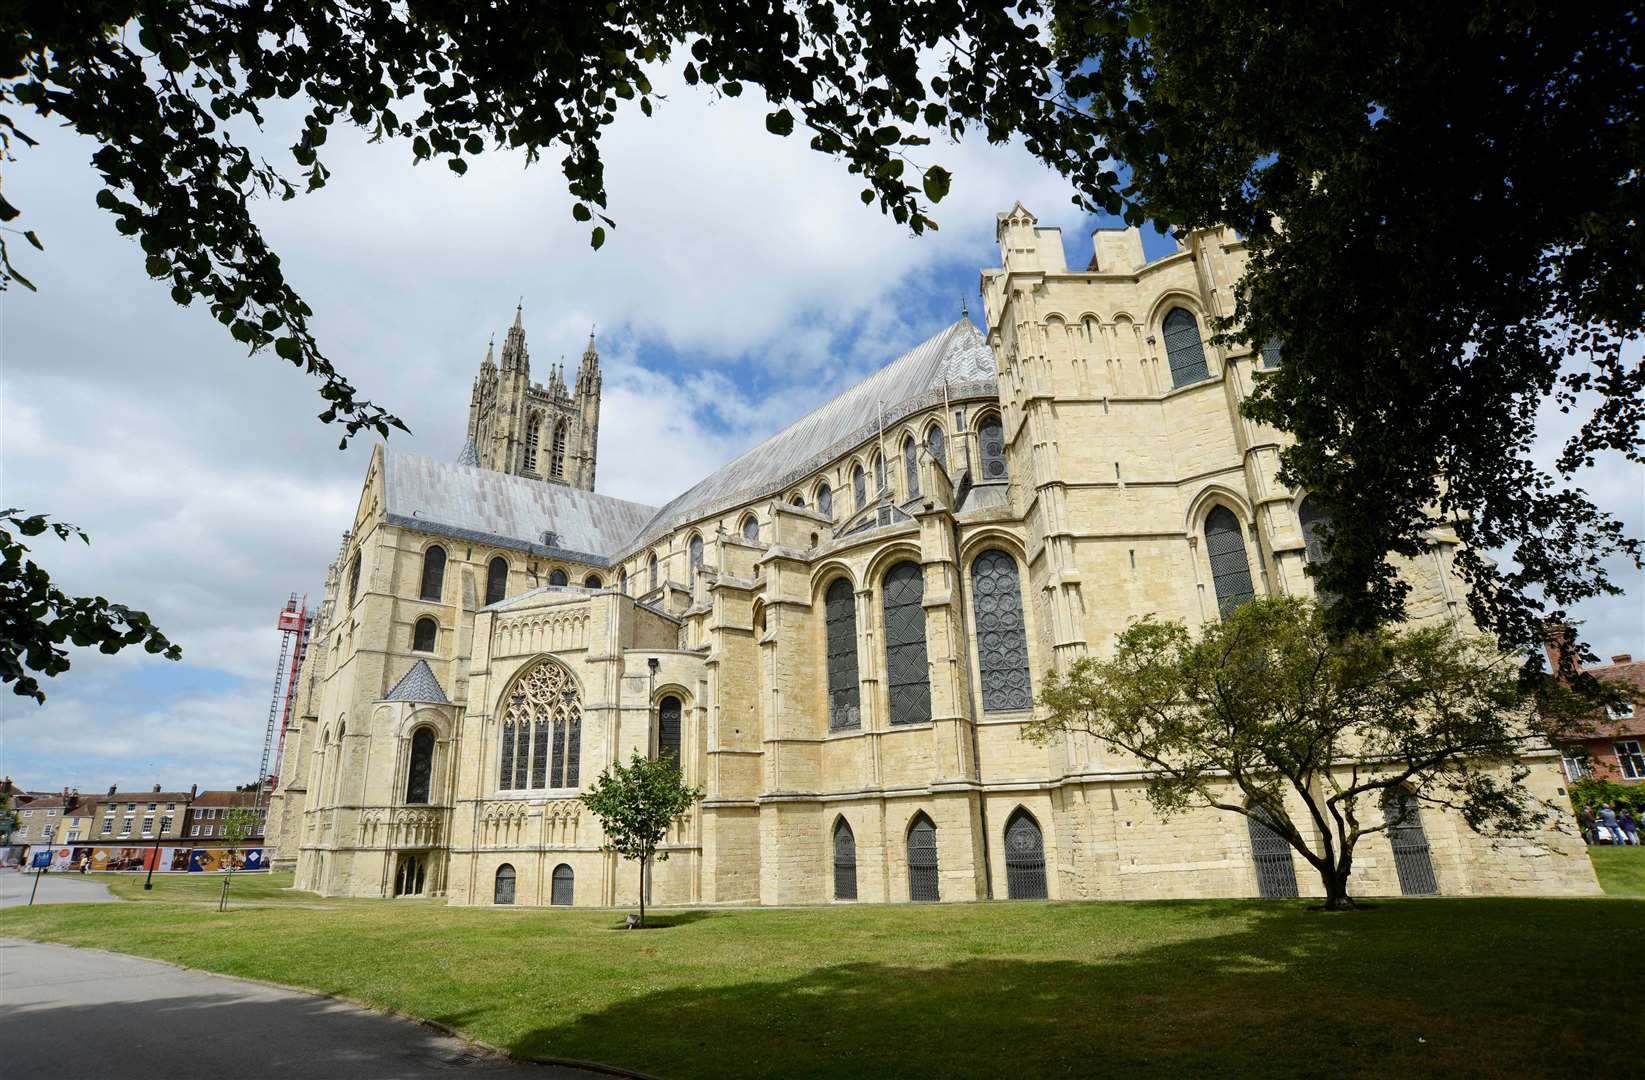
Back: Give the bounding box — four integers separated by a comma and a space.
590, 226, 605, 250
922, 165, 952, 203
765, 109, 795, 136
275, 337, 302, 361
573, 203, 592, 222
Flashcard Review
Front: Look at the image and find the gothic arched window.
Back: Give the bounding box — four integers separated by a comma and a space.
873, 452, 885, 493
903, 436, 919, 497
550, 420, 567, 478
648, 553, 659, 591
551, 863, 575, 906
790, 494, 805, 508
549, 568, 568, 587
825, 578, 860, 731
978, 414, 1007, 480
494, 864, 516, 905
853, 464, 866, 510
499, 660, 583, 791
1204, 506, 1256, 615
347, 553, 361, 608
971, 550, 1031, 711
907, 812, 939, 901
524, 414, 541, 471
485, 557, 508, 606
584, 573, 602, 589
883, 561, 931, 726
405, 728, 435, 804
619, 568, 628, 594
419, 545, 446, 602
1004, 808, 1048, 899
689, 534, 704, 570
817, 483, 833, 518
833, 818, 857, 901
926, 425, 945, 470
657, 694, 682, 764
1163, 306, 1211, 387
1299, 496, 1330, 568
1383, 790, 1438, 895
742, 516, 759, 543
412, 617, 437, 653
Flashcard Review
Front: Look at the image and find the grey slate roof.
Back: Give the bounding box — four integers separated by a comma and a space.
382, 449, 658, 565
384, 659, 450, 704
626, 319, 996, 552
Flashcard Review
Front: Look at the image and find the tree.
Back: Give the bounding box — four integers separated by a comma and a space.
1041, 2, 1642, 659
2, 510, 180, 702
1027, 597, 1592, 910
581, 751, 702, 927
216, 805, 261, 911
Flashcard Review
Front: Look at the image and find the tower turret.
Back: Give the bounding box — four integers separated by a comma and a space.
573, 331, 602, 490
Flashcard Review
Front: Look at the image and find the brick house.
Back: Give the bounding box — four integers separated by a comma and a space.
1549, 649, 1644, 785
184, 788, 267, 842
87, 784, 198, 845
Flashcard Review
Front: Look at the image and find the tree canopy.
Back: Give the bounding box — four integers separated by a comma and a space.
1029, 597, 1591, 909
3, 1, 1638, 697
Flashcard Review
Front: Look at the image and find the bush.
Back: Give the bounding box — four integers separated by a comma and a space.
1569, 778, 1645, 818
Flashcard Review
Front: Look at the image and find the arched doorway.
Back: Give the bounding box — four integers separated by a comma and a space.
1004, 809, 1047, 900
494, 864, 516, 905
1383, 790, 1438, 895
551, 864, 575, 906
833, 819, 857, 901
907, 813, 939, 902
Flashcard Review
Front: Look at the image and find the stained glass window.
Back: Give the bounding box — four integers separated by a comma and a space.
825, 578, 860, 730
419, 545, 446, 601
971, 550, 1031, 711
1163, 307, 1210, 387
883, 562, 931, 726
1205, 507, 1256, 615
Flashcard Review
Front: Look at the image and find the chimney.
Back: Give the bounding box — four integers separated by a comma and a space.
1613, 653, 1634, 664
190, 784, 198, 799
107, 784, 117, 797
1542, 621, 1578, 680
152, 783, 161, 793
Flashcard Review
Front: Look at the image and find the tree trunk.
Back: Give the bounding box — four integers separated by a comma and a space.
1319, 861, 1358, 912
638, 854, 647, 929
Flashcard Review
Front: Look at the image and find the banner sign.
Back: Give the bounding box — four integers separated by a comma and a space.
30, 850, 52, 869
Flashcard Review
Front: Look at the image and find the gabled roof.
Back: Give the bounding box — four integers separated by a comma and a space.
381, 450, 658, 565
626, 319, 996, 551
384, 659, 451, 704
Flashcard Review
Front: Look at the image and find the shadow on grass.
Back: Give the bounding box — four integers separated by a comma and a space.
452, 898, 1642, 1080
603, 909, 724, 931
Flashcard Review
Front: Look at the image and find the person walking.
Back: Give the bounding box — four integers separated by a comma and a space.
79, 856, 90, 874
1579, 805, 1598, 846
1621, 807, 1639, 846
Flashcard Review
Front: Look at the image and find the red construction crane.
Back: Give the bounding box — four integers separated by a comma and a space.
256, 594, 310, 809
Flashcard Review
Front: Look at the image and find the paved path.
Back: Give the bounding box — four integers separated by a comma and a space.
0, 938, 622, 1080
0, 869, 118, 907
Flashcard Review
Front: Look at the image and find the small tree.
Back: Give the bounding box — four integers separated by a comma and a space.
581, 752, 703, 927
217, 806, 260, 911
1029, 597, 1592, 911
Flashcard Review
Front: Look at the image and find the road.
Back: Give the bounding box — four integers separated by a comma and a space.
0, 869, 118, 907
0, 938, 626, 1080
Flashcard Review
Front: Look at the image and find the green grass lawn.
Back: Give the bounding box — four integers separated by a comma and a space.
1589, 844, 1645, 896
4, 874, 1642, 1080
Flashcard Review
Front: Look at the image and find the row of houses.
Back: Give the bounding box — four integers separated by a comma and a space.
1549, 650, 1645, 788
0, 780, 269, 867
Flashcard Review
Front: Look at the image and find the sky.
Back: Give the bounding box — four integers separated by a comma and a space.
1, 66, 1640, 795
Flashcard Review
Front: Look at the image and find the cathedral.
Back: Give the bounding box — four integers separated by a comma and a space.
264, 205, 1597, 906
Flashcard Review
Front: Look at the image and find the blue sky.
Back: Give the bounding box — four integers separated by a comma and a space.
1, 66, 1639, 793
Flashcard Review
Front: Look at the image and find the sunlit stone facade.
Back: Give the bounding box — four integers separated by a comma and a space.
264, 204, 1598, 906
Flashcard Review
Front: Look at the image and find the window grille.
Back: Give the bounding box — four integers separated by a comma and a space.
1162, 307, 1210, 387
907, 814, 939, 901
549, 717, 565, 787
817, 483, 833, 518
1004, 810, 1048, 899
742, 517, 759, 543
825, 579, 861, 730
1383, 790, 1439, 895
978, 415, 1007, 480
412, 617, 437, 652
903, 437, 919, 497
927, 426, 945, 470
1204, 507, 1256, 615
882, 562, 932, 726
533, 717, 551, 788
1247, 805, 1299, 898
972, 550, 1032, 711
853, 465, 866, 510
419, 546, 446, 602
486, 557, 508, 606
551, 864, 575, 906
401, 727, 436, 805
566, 711, 581, 787
833, 820, 858, 900
524, 414, 541, 471
1616, 740, 1645, 781
549, 568, 568, 587
494, 864, 516, 905
1261, 337, 1283, 369
1299, 497, 1329, 567
550, 420, 567, 478
658, 695, 682, 764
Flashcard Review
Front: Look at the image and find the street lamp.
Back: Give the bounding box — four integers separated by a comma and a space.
143, 827, 163, 890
